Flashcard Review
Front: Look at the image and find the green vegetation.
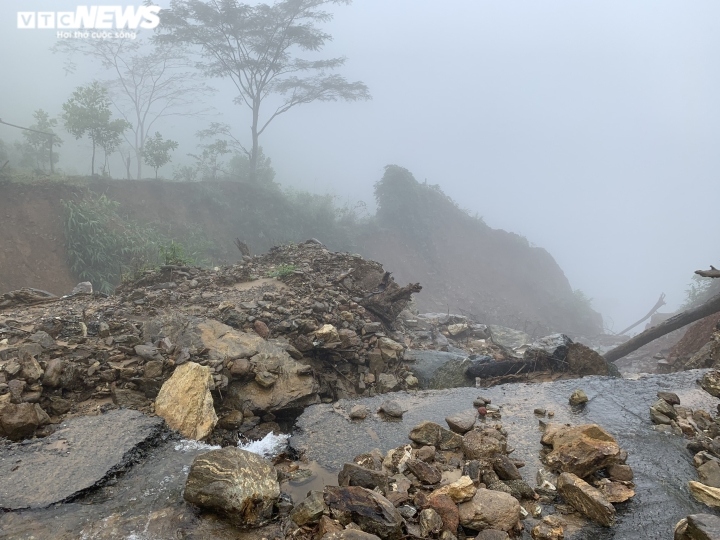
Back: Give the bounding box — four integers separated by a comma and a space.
63, 193, 215, 293
142, 132, 179, 179
683, 274, 716, 309
267, 264, 296, 278
62, 82, 130, 176
14, 109, 63, 173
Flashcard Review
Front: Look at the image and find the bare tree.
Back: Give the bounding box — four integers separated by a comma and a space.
156, 0, 371, 181
53, 36, 212, 179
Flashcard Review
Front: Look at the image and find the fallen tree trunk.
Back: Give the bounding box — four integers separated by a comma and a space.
604, 291, 720, 363
616, 293, 666, 336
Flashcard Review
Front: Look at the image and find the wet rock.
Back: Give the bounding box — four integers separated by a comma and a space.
556, 472, 615, 527
568, 389, 588, 406
184, 447, 280, 528
406, 458, 442, 484
595, 478, 635, 503
403, 350, 474, 389
462, 430, 504, 460
338, 463, 390, 493
349, 405, 368, 420
566, 342, 610, 376
689, 481, 720, 508
674, 513, 720, 540
541, 423, 622, 478
154, 361, 217, 440
409, 421, 463, 450
290, 490, 327, 526
446, 409, 477, 434
701, 371, 720, 398
492, 455, 522, 481
0, 409, 163, 509
324, 486, 403, 540
531, 515, 565, 540
419, 508, 444, 536
457, 488, 521, 532
651, 398, 677, 420
378, 400, 404, 418
607, 463, 634, 482
698, 460, 720, 488
658, 391, 681, 406
217, 410, 244, 430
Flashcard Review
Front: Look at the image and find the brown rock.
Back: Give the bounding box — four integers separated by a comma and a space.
556, 472, 615, 527
689, 481, 720, 508
0, 402, 42, 440
406, 458, 442, 485
458, 488, 520, 532
595, 478, 635, 503
462, 430, 504, 460
143, 360, 164, 379
42, 358, 64, 387
427, 493, 460, 532
324, 486, 403, 540
606, 463, 634, 482
541, 423, 622, 478
567, 343, 610, 376
531, 515, 565, 540
110, 387, 148, 409
254, 320, 270, 339
338, 463, 390, 493
432, 475, 477, 503
409, 421, 463, 450
184, 447, 279, 528
154, 362, 217, 440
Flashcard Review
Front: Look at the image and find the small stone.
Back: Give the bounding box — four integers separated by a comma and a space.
569, 389, 588, 406
379, 400, 404, 418
607, 464, 634, 482
534, 408, 547, 416
349, 405, 368, 420
419, 508, 444, 536
446, 409, 478, 434
406, 458, 442, 484
253, 320, 270, 339
255, 371, 278, 388
531, 515, 565, 540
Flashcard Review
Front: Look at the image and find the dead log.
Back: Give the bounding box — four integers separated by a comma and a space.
360, 281, 422, 325
696, 266, 720, 279
604, 291, 720, 363
616, 293, 666, 336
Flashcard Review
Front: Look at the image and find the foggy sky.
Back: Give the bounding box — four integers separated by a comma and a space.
1, 0, 719, 333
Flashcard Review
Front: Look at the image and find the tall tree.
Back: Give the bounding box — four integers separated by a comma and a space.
62, 82, 130, 176
157, 0, 371, 181
15, 109, 63, 172
53, 37, 212, 179
142, 132, 179, 179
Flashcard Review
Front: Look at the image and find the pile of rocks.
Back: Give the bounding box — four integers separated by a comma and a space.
538, 422, 635, 528
0, 241, 610, 443
182, 400, 640, 539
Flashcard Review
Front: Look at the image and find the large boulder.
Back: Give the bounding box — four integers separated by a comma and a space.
183, 447, 280, 528
557, 472, 615, 527
523, 334, 573, 370
457, 488, 521, 532
541, 423, 622, 478
0, 402, 50, 441
403, 350, 474, 389
488, 326, 531, 350
146, 314, 318, 414
154, 362, 217, 440
324, 486, 404, 540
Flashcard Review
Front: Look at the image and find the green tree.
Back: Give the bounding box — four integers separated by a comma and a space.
62, 82, 131, 176
142, 132, 179, 179
15, 109, 63, 172
157, 0, 370, 182
228, 148, 275, 184
54, 37, 212, 179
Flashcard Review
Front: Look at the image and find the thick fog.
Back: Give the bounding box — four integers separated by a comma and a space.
1, 0, 719, 332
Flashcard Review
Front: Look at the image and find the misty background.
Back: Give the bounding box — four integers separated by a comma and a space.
1, 0, 719, 332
